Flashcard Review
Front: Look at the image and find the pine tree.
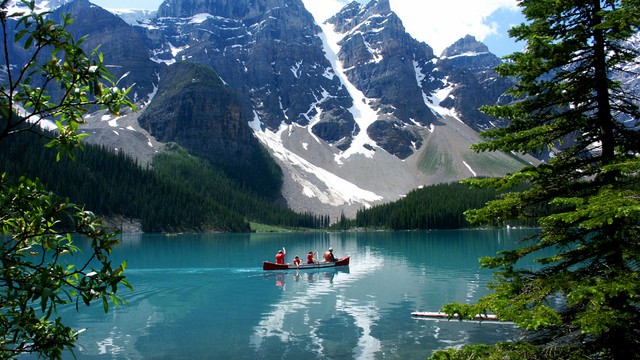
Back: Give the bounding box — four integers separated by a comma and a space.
434, 0, 640, 359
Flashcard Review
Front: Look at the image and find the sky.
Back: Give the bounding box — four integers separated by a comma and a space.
89, 0, 525, 57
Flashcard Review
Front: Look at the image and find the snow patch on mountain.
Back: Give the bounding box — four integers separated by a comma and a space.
296, 89, 339, 148
413, 60, 431, 113
425, 78, 464, 124
251, 114, 382, 207
318, 21, 379, 164
102, 8, 156, 26
190, 13, 215, 24
150, 42, 189, 65
441, 51, 491, 60
462, 161, 477, 177
14, 103, 56, 131
351, 14, 389, 64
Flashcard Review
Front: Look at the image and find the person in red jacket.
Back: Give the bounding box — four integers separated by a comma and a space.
293, 256, 301, 268
307, 250, 318, 264
275, 247, 286, 264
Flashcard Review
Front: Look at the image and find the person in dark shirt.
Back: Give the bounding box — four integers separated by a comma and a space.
324, 247, 336, 262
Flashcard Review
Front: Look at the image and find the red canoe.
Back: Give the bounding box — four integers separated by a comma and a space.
263, 256, 350, 270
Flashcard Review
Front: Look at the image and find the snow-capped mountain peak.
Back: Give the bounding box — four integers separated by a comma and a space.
11, 0, 541, 218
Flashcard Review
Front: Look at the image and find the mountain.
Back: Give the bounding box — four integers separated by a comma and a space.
436, 35, 513, 132
56, 0, 161, 103
146, 0, 357, 151
8, 0, 543, 220
326, 0, 439, 159
138, 61, 283, 196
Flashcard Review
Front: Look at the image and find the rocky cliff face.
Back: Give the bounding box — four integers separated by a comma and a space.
157, 0, 290, 19
436, 35, 513, 131
147, 0, 357, 150
326, 0, 440, 158
138, 61, 282, 196
139, 62, 251, 161
58, 0, 515, 160
1, 0, 160, 105
56, 0, 160, 103
6, 0, 71, 12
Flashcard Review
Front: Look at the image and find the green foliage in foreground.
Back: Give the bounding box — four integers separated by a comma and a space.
429, 342, 585, 360
432, 0, 640, 359
0, 1, 132, 357
0, 176, 131, 358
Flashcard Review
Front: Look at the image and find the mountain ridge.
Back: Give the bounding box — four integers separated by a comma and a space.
7, 0, 542, 219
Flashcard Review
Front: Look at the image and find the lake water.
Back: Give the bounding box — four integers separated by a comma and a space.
52, 229, 538, 359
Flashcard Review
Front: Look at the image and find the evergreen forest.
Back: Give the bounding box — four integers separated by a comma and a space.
351, 182, 502, 230
0, 130, 330, 232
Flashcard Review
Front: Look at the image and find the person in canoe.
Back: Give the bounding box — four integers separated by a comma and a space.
307, 250, 318, 264
324, 247, 337, 263
293, 256, 301, 268
275, 247, 286, 264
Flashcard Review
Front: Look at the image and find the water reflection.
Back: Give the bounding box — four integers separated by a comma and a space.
247, 230, 536, 359
263, 267, 351, 288
252, 249, 384, 359
39, 229, 540, 359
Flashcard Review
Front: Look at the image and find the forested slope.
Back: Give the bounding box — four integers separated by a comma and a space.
354, 182, 500, 230
0, 131, 328, 232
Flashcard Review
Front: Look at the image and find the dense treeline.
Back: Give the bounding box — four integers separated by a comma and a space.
353, 182, 501, 230
150, 145, 331, 229
218, 144, 284, 202
0, 130, 329, 232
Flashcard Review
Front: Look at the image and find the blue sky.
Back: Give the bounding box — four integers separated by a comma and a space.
90, 0, 524, 57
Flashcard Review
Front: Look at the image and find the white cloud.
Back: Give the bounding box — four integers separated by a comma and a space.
302, 0, 520, 56
391, 0, 519, 55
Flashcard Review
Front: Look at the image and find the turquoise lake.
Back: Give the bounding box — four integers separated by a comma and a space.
52, 229, 539, 359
